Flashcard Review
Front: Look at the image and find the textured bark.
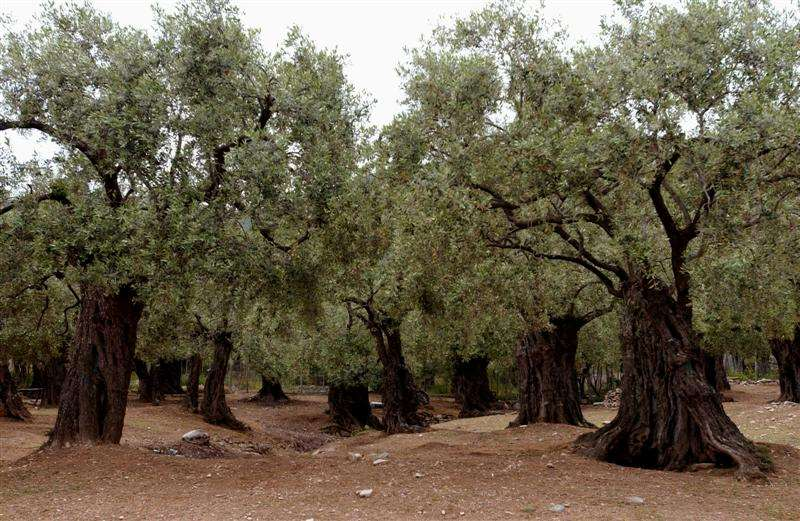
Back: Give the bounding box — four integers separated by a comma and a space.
185, 354, 202, 412
0, 364, 31, 420
325, 382, 382, 434
248, 374, 289, 405
370, 320, 428, 434
201, 332, 247, 431
703, 352, 731, 393
452, 355, 496, 418
512, 317, 591, 427
771, 326, 800, 403
574, 277, 769, 477
47, 284, 143, 447
31, 356, 66, 407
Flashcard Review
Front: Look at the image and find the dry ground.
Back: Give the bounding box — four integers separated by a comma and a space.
1, 384, 798, 521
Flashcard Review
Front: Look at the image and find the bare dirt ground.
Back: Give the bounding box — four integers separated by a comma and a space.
1, 384, 798, 521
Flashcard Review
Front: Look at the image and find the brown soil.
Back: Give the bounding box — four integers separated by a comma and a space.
1, 384, 798, 520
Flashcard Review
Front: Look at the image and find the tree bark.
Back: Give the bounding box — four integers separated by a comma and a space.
325, 382, 382, 434
201, 331, 247, 431
702, 352, 731, 393
47, 284, 143, 447
770, 326, 800, 403
452, 355, 496, 418
155, 359, 184, 395
512, 317, 591, 427
370, 320, 428, 434
134, 358, 159, 404
185, 354, 202, 412
574, 277, 769, 478
31, 356, 66, 407
0, 363, 32, 420
248, 374, 289, 405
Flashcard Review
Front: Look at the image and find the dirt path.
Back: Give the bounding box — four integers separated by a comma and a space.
1, 385, 798, 520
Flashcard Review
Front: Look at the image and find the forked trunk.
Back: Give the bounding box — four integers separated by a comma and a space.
0, 364, 31, 420
31, 356, 66, 407
185, 354, 202, 412
325, 382, 382, 434
512, 317, 591, 427
574, 277, 769, 478
201, 332, 247, 431
770, 326, 800, 403
47, 284, 143, 447
452, 355, 496, 418
248, 374, 289, 405
371, 322, 428, 434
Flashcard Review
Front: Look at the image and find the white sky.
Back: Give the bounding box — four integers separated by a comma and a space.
1, 0, 795, 159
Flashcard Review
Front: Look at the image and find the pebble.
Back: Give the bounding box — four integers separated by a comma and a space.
371, 452, 389, 461
546, 462, 555, 469
373, 458, 388, 465
414, 472, 424, 478
182, 429, 210, 445
625, 496, 645, 505
356, 488, 373, 498
348, 452, 363, 462
548, 504, 566, 513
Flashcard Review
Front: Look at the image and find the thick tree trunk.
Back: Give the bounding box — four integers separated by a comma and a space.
47, 284, 143, 447
31, 356, 66, 407
574, 277, 769, 477
155, 359, 183, 395
512, 318, 591, 427
703, 352, 731, 393
201, 332, 247, 431
134, 359, 158, 404
325, 382, 382, 434
770, 327, 800, 403
371, 321, 428, 434
0, 364, 32, 420
452, 355, 496, 418
248, 374, 289, 405
185, 354, 202, 412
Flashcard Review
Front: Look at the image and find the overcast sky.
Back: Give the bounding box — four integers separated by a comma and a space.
1, 0, 795, 159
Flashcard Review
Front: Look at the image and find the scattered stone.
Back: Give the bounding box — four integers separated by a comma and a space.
348, 452, 363, 462
372, 458, 388, 465
414, 472, 424, 478
688, 462, 716, 472
548, 504, 566, 513
182, 429, 210, 445
546, 462, 555, 469
625, 496, 645, 505
602, 388, 621, 408
356, 488, 373, 498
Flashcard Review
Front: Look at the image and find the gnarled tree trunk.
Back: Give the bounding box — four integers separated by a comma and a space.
574, 277, 769, 477
201, 332, 247, 431
703, 352, 731, 394
0, 364, 31, 420
248, 374, 289, 405
185, 354, 202, 412
31, 356, 66, 407
513, 317, 591, 427
371, 320, 428, 434
452, 355, 496, 418
771, 326, 800, 403
47, 284, 143, 447
325, 382, 382, 434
